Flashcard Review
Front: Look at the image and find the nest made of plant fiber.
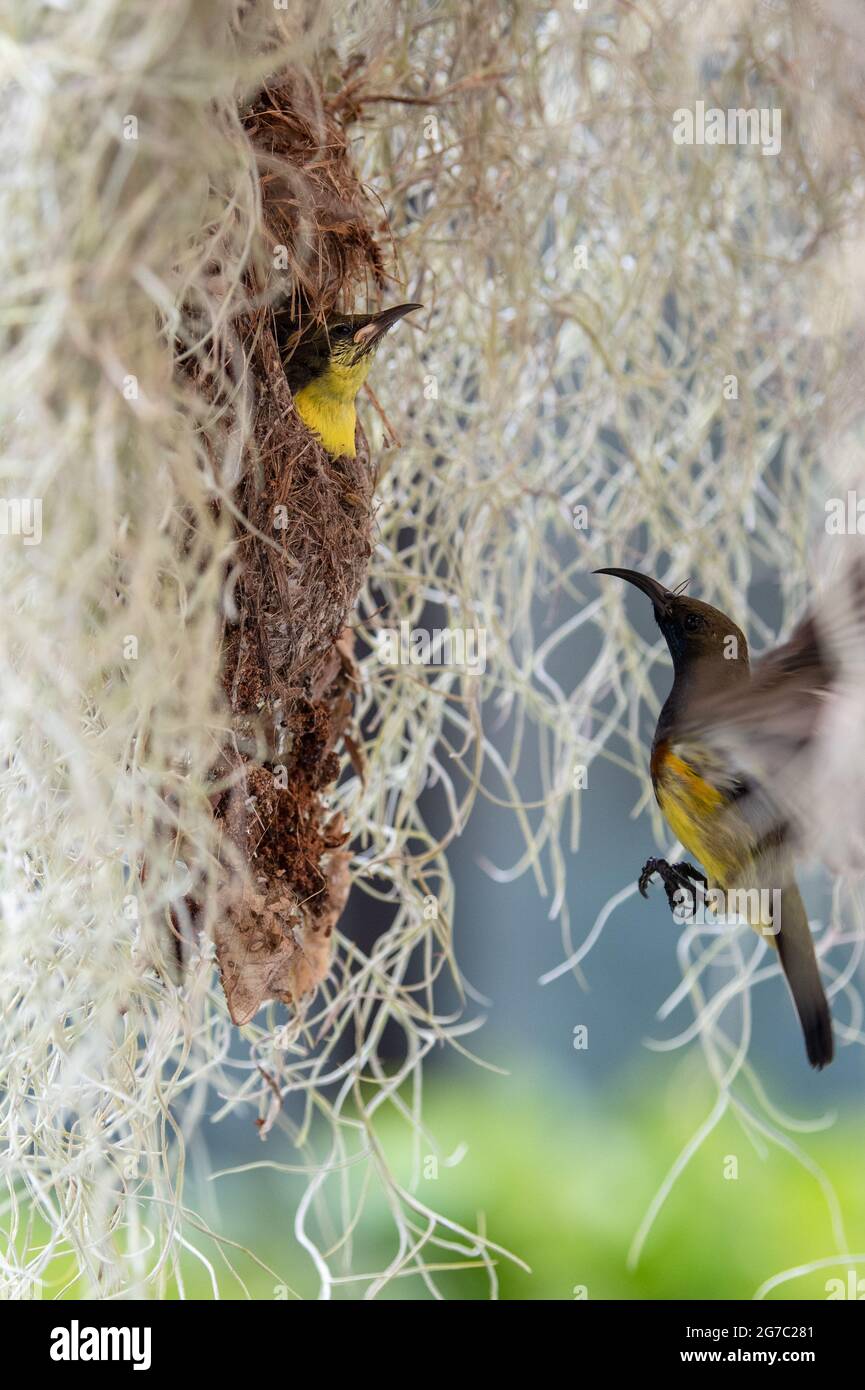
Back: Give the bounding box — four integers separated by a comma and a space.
223, 76, 392, 707
245, 76, 388, 320
214, 633, 357, 1027
213, 75, 391, 1025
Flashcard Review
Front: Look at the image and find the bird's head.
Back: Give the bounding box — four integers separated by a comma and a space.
277, 302, 422, 457
595, 568, 749, 673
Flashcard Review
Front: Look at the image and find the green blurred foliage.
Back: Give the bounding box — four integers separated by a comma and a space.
350, 1064, 865, 1301
20, 1062, 865, 1301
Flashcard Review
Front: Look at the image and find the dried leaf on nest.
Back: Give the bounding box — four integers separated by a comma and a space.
216, 848, 351, 1027
215, 632, 358, 1025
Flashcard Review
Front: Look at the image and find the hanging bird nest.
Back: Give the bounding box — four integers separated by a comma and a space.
212, 75, 390, 1024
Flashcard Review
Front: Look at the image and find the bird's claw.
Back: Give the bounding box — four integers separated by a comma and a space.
638, 857, 708, 917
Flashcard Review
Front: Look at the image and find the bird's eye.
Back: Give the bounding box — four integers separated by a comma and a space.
329, 324, 353, 341
684, 612, 704, 632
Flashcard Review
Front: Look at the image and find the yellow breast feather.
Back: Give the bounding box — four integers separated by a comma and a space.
293, 357, 372, 458
654, 747, 751, 890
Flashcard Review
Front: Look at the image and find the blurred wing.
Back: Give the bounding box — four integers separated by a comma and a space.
681, 560, 865, 871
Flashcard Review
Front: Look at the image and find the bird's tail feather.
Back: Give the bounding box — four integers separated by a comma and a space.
775, 886, 834, 1069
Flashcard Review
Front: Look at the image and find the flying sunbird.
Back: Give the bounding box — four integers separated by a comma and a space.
595, 566, 836, 1070
275, 303, 422, 458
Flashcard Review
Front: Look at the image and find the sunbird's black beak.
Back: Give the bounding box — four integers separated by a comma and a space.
594, 567, 672, 614
353, 302, 423, 348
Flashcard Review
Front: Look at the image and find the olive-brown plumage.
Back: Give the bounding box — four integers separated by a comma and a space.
597, 567, 834, 1070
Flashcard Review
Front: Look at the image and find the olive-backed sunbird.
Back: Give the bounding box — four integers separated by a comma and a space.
596, 567, 834, 1070
274, 303, 422, 458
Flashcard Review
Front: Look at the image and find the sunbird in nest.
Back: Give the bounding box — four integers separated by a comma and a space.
596, 567, 835, 1070
275, 303, 422, 458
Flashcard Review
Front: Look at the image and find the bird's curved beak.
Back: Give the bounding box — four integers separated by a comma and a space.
353, 302, 423, 347
594, 567, 672, 614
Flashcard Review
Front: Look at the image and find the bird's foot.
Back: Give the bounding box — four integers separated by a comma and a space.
638, 858, 708, 918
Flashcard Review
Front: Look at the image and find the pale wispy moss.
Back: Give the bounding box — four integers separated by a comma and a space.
2, 0, 865, 1299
